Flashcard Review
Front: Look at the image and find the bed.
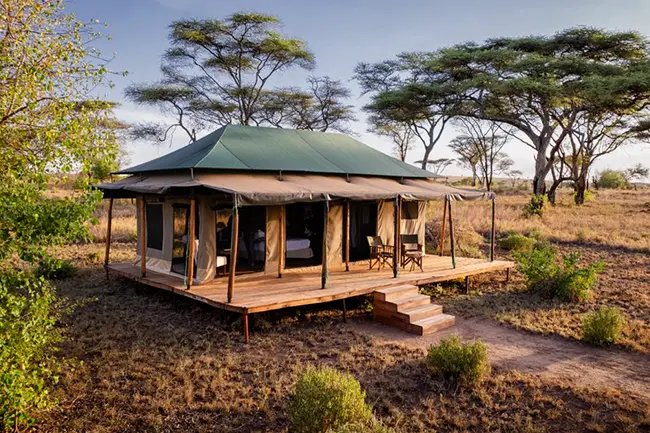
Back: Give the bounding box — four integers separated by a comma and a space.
237, 233, 314, 261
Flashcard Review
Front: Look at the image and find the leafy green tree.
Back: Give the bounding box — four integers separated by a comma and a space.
429, 27, 650, 198
0, 1, 119, 429
354, 53, 455, 169
126, 13, 317, 143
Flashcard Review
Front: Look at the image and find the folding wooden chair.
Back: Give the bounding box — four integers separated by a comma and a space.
366, 236, 394, 271
400, 234, 423, 272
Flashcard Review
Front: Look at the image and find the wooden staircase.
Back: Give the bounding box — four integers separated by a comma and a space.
373, 285, 455, 335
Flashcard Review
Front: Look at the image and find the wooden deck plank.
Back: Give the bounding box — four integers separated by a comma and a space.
107, 255, 514, 314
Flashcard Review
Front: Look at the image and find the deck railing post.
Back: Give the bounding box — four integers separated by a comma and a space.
345, 199, 350, 272
448, 199, 456, 269
321, 200, 330, 289
140, 196, 147, 277
393, 196, 400, 278
104, 197, 114, 280
439, 196, 448, 256
186, 198, 196, 290
228, 198, 239, 303
490, 198, 496, 262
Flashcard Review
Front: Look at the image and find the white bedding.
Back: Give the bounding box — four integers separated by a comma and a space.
237, 236, 313, 260
286, 238, 311, 251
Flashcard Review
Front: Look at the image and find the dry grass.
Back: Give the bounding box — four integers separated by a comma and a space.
35, 242, 650, 432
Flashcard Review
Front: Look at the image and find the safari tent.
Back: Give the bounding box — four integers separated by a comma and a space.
97, 125, 511, 342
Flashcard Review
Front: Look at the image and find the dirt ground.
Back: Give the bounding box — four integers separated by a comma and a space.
352, 317, 650, 400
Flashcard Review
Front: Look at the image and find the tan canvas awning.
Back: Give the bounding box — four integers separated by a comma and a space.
97, 172, 495, 204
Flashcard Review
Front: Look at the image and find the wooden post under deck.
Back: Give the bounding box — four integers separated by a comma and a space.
140, 197, 147, 277
448, 199, 456, 269
104, 198, 114, 280
279, 205, 285, 278
393, 197, 401, 278
321, 200, 329, 289
186, 198, 196, 290
228, 202, 239, 303
243, 312, 249, 344
439, 196, 448, 256
490, 198, 496, 262
345, 199, 350, 272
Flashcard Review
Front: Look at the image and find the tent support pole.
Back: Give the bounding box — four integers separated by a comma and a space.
448, 199, 456, 269
140, 196, 147, 277
393, 197, 400, 278
321, 200, 329, 289
186, 198, 196, 290
279, 205, 285, 278
104, 198, 113, 280
439, 197, 448, 256
243, 312, 249, 344
490, 198, 496, 262
342, 299, 347, 323
345, 199, 350, 272
228, 199, 239, 303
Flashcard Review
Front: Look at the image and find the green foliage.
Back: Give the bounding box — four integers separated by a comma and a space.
594, 170, 629, 189
35, 257, 76, 280
522, 195, 547, 218
0, 272, 68, 430
583, 307, 625, 345
328, 420, 396, 433
499, 233, 535, 252
514, 244, 605, 302
0, 0, 118, 266
425, 335, 490, 386
573, 189, 594, 203
290, 366, 373, 433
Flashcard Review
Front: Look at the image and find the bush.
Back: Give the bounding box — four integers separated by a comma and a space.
514, 245, 605, 302
290, 366, 373, 433
522, 194, 546, 218
594, 170, 628, 189
583, 307, 625, 345
0, 272, 68, 430
35, 257, 76, 280
425, 335, 489, 386
328, 420, 396, 433
499, 233, 535, 252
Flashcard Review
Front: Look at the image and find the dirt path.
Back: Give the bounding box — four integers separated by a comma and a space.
351, 318, 650, 400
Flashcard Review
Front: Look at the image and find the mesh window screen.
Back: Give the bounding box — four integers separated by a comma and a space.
401, 201, 418, 220
146, 203, 164, 250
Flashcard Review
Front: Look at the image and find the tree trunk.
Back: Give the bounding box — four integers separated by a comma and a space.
574, 174, 587, 205
533, 145, 551, 197
547, 180, 560, 205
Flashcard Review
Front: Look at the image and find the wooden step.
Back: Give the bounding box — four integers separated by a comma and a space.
398, 303, 444, 322
409, 314, 456, 336
373, 285, 419, 302
388, 294, 433, 310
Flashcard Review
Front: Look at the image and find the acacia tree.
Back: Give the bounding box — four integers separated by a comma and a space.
415, 158, 454, 176
429, 27, 650, 198
367, 115, 414, 162
127, 14, 358, 143
354, 53, 455, 169
448, 136, 480, 186
255, 76, 356, 132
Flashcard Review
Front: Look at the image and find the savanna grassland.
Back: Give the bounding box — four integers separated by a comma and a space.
36, 187, 650, 432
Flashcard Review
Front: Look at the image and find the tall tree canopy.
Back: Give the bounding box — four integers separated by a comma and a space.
427, 27, 650, 197
0, 0, 120, 262
126, 13, 356, 142
354, 53, 456, 169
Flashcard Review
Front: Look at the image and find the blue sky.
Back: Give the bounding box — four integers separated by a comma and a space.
69, 0, 650, 178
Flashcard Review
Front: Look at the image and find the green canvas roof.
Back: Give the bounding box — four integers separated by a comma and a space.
117, 125, 437, 179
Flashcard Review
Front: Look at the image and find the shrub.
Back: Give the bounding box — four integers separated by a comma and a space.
328, 420, 396, 433
594, 170, 628, 189
0, 272, 68, 430
583, 307, 625, 345
35, 257, 76, 280
425, 335, 489, 386
522, 194, 546, 218
514, 245, 605, 302
290, 366, 373, 433
573, 189, 594, 203
499, 233, 535, 252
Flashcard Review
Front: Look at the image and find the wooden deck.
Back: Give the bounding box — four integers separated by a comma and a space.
107, 255, 513, 314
